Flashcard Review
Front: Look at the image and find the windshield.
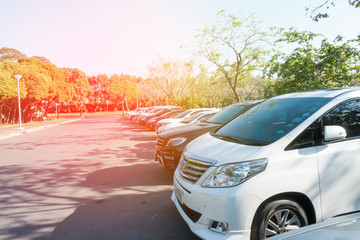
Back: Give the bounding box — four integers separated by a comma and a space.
174, 109, 191, 118
207, 104, 247, 124
212, 97, 330, 146
181, 112, 208, 123
197, 113, 216, 122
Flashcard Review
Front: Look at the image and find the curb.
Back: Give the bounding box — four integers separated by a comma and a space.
0, 118, 82, 140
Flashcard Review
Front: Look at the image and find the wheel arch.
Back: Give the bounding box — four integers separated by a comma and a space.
252, 192, 317, 226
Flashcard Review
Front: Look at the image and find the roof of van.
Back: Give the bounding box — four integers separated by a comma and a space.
273, 88, 360, 99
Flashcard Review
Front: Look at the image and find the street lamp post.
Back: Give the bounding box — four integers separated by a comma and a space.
13, 75, 24, 129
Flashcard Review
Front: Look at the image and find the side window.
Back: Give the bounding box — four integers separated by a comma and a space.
286, 98, 360, 151
285, 121, 321, 151
322, 99, 360, 139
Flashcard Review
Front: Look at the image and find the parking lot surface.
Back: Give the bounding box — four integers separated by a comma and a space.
0, 115, 198, 240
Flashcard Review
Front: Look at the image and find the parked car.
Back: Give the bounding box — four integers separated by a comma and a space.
268, 211, 360, 240
125, 107, 146, 120
172, 88, 360, 240
132, 106, 181, 123
130, 107, 154, 122
155, 108, 217, 134
146, 109, 185, 130
157, 109, 220, 134
155, 101, 262, 169
137, 108, 176, 126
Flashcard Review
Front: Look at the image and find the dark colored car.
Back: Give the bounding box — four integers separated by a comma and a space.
154, 100, 262, 169
145, 109, 185, 130
138, 108, 174, 126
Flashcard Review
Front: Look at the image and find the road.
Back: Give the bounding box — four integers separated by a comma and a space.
0, 115, 199, 240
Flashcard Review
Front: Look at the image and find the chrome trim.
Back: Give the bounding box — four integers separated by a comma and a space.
178, 154, 214, 184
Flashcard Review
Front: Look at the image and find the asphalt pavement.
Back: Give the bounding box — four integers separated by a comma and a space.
0, 115, 82, 140
0, 114, 199, 239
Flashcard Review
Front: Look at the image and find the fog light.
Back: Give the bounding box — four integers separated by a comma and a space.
209, 220, 229, 234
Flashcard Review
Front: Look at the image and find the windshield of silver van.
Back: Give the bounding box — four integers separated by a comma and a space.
211, 98, 331, 146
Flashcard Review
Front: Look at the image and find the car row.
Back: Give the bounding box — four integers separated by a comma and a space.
155, 101, 263, 169
126, 106, 220, 133
125, 88, 360, 240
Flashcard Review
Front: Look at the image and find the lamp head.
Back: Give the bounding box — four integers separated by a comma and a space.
13, 75, 22, 80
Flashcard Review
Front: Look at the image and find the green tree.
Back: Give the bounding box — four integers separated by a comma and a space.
196, 10, 269, 102
264, 29, 360, 94
306, 0, 360, 21
0, 61, 27, 124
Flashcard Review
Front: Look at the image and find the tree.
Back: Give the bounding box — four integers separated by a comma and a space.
140, 77, 166, 106
187, 64, 233, 108
196, 10, 269, 102
148, 57, 196, 105
14, 57, 54, 122
264, 29, 360, 95
306, 0, 360, 21
0, 47, 26, 61
107, 74, 140, 114
0, 61, 27, 124
63, 68, 92, 117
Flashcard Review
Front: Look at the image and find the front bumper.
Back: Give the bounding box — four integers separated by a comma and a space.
154, 146, 182, 169
154, 136, 183, 169
172, 171, 262, 240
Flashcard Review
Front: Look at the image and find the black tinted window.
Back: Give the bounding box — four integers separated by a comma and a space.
286, 121, 322, 150
322, 99, 360, 139
286, 98, 360, 150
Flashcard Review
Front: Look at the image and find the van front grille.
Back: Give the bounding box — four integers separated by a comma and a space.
178, 155, 213, 183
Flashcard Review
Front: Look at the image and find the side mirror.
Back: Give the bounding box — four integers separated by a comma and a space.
324, 125, 347, 142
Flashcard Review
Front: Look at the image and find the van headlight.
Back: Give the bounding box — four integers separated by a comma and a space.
202, 159, 268, 188
166, 137, 187, 147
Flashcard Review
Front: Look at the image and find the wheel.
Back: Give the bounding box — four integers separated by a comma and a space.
251, 198, 308, 240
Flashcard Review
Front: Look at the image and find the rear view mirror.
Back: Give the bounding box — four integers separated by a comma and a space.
324, 125, 347, 142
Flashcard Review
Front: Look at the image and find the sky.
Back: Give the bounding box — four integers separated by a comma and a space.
0, 0, 359, 78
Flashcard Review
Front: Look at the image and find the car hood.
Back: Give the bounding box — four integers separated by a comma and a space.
159, 122, 221, 138
185, 133, 262, 165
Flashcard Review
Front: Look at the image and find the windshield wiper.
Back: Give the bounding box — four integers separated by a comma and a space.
212, 134, 244, 144
244, 142, 267, 146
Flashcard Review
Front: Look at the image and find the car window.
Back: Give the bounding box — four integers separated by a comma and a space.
322, 98, 360, 139
212, 98, 330, 146
181, 112, 206, 123
169, 110, 184, 117
207, 105, 247, 124
174, 110, 192, 118
285, 121, 322, 150
286, 98, 360, 150
197, 113, 216, 122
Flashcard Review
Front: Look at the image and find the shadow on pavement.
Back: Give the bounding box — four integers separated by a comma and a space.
50, 191, 197, 240
0, 115, 199, 240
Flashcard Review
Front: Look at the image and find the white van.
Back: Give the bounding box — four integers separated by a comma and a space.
172, 88, 360, 240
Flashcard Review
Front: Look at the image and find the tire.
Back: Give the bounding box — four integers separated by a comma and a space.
251, 198, 308, 240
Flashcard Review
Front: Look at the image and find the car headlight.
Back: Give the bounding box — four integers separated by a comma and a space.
202, 158, 268, 188
166, 137, 187, 147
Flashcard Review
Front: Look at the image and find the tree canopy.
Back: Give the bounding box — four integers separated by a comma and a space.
196, 10, 269, 102
306, 0, 360, 21
264, 28, 360, 94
